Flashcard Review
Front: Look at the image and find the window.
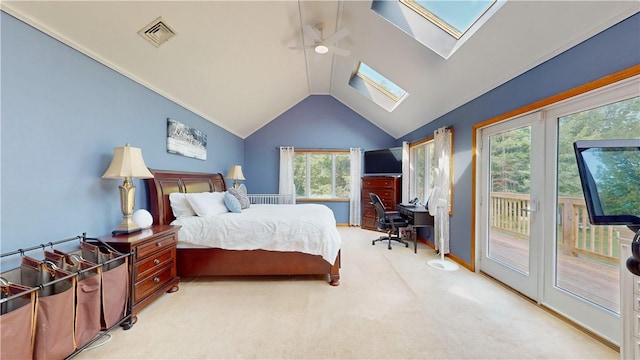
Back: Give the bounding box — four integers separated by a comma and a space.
349, 62, 408, 112
400, 0, 495, 39
409, 138, 436, 204
294, 151, 350, 200
408, 130, 454, 213
372, 0, 505, 59
356, 62, 407, 102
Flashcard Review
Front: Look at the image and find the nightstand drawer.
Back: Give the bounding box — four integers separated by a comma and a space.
99, 225, 180, 317
134, 265, 176, 304
135, 247, 175, 281
136, 233, 177, 260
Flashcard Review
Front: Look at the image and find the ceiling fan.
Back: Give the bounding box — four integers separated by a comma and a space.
289, 25, 350, 57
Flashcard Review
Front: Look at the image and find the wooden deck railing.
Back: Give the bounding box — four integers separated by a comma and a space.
490, 192, 531, 239
490, 192, 634, 263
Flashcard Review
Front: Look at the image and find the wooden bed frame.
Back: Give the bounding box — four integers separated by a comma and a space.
146, 169, 341, 286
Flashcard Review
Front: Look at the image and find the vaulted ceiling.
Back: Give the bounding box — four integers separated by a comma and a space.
3, 1, 638, 139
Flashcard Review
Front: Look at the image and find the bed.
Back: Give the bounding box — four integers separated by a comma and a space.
146, 169, 341, 286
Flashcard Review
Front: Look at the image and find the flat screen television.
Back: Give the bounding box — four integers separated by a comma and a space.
364, 147, 402, 175
573, 139, 640, 231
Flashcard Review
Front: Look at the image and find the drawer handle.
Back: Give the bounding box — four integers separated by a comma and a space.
153, 259, 160, 265
156, 242, 162, 247
154, 277, 160, 283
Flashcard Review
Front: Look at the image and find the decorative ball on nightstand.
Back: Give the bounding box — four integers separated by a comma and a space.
132, 209, 153, 229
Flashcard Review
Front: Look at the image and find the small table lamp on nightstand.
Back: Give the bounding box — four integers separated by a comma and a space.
226, 165, 245, 189
102, 144, 154, 235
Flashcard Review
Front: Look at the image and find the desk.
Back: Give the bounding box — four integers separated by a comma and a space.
396, 204, 434, 253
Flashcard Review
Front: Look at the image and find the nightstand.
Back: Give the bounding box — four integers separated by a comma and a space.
99, 224, 180, 320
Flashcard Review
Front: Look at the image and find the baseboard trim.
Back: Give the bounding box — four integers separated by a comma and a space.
417, 236, 474, 271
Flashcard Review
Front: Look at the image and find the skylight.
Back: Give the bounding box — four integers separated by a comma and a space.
372, 0, 506, 59
400, 0, 495, 39
349, 62, 408, 112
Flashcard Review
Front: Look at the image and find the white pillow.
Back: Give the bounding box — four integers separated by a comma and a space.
169, 193, 196, 218
185, 192, 228, 216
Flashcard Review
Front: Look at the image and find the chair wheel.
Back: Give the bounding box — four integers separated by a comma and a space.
372, 241, 375, 245
405, 243, 409, 247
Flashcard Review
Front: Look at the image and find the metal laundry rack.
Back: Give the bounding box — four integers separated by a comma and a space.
0, 233, 135, 359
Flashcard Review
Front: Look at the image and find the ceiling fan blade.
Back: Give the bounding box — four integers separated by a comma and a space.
302, 25, 321, 43
289, 45, 314, 50
330, 46, 350, 57
325, 28, 350, 43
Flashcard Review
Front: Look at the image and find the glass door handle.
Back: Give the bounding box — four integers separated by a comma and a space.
522, 195, 538, 213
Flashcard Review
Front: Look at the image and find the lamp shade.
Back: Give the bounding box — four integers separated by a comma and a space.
102, 144, 154, 179
226, 165, 245, 180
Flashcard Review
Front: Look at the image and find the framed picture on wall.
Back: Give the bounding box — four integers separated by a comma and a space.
166, 118, 207, 160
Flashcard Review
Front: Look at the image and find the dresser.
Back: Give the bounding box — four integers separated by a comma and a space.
620, 238, 640, 360
99, 225, 180, 319
361, 175, 402, 231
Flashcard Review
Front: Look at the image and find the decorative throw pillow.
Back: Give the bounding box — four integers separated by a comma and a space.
223, 192, 242, 213
184, 192, 228, 216
228, 188, 250, 209
169, 193, 196, 217
238, 183, 247, 195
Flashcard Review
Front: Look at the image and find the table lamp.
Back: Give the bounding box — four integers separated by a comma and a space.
226, 165, 245, 189
102, 144, 154, 235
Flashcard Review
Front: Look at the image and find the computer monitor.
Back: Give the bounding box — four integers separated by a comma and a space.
573, 139, 640, 232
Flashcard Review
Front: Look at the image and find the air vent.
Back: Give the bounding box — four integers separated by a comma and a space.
138, 17, 176, 48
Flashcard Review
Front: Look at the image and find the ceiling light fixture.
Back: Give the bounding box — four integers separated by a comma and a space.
314, 44, 329, 54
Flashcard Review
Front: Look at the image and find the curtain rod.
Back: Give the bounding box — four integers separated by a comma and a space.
407, 126, 453, 145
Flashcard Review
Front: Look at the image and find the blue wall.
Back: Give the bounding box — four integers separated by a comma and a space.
244, 95, 396, 223
0, 12, 243, 261
397, 13, 640, 264
2, 9, 638, 268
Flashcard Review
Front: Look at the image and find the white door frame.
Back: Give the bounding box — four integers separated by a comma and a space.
475, 75, 639, 345
539, 77, 639, 345
477, 111, 544, 300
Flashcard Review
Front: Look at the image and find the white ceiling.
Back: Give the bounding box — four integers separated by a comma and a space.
3, 1, 638, 139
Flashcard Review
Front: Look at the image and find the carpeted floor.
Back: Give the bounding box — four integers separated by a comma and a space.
77, 227, 618, 359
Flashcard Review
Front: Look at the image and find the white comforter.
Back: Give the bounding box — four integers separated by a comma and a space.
170, 204, 341, 264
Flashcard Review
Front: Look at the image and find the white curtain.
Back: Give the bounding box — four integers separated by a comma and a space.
432, 127, 451, 254
279, 146, 296, 204
401, 141, 410, 203
349, 148, 362, 226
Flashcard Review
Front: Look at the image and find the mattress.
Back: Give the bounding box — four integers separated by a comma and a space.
171, 204, 341, 264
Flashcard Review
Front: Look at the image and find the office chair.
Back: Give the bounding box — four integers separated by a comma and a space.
370, 192, 409, 250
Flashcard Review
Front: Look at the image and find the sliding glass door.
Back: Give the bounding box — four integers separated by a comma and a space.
478, 76, 639, 344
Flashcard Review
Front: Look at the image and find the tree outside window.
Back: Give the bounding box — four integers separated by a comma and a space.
294, 151, 351, 200
409, 140, 436, 203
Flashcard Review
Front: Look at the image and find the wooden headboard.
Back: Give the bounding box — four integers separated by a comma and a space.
146, 169, 227, 226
